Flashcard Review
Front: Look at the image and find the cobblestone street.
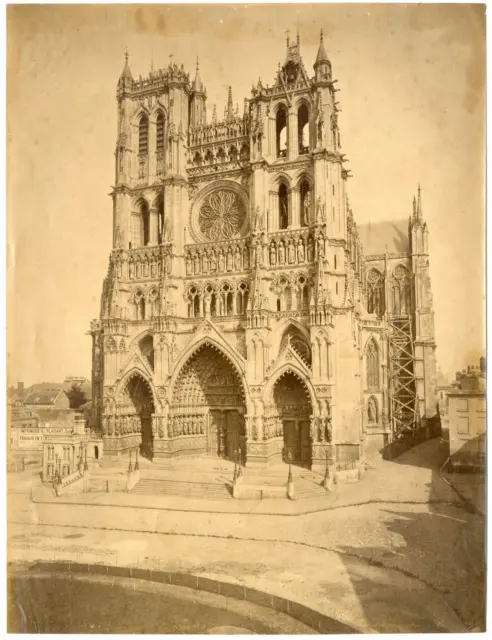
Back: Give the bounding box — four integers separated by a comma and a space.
8, 438, 485, 632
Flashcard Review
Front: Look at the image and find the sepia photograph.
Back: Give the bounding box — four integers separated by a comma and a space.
6, 2, 486, 634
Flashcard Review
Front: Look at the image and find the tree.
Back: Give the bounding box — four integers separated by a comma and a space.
66, 383, 87, 409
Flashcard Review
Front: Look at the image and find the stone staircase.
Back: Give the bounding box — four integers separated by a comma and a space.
239, 465, 328, 500
131, 478, 233, 500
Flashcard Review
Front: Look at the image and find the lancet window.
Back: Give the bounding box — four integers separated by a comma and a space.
392, 265, 411, 316
367, 268, 385, 316
276, 106, 288, 158
298, 103, 310, 154
156, 112, 165, 153
131, 200, 150, 247
138, 114, 149, 155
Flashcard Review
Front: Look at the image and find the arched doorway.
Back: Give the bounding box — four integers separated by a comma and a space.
172, 345, 246, 463
120, 374, 155, 460
273, 372, 312, 467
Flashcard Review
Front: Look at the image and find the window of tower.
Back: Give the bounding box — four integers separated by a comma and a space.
156, 112, 165, 153
141, 200, 150, 246
300, 180, 310, 227
298, 104, 309, 155
139, 114, 149, 155
278, 183, 289, 230
276, 107, 288, 158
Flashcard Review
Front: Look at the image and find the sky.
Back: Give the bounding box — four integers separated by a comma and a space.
7, 3, 485, 386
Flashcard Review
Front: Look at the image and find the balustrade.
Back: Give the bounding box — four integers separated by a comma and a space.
189, 116, 250, 147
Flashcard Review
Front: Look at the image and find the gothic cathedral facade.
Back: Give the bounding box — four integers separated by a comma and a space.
89, 32, 438, 473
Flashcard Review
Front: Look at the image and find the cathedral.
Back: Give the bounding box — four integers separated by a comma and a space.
89, 31, 438, 475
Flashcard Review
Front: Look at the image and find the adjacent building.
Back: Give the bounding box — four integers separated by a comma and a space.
447, 358, 486, 470
89, 31, 438, 474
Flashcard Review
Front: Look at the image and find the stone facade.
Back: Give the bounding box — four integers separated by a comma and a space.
89, 33, 438, 472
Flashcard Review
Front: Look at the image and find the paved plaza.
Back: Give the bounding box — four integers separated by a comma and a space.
8, 437, 486, 632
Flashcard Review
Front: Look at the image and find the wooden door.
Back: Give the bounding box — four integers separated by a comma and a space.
299, 420, 311, 465
283, 420, 301, 462
208, 410, 221, 456
226, 411, 240, 461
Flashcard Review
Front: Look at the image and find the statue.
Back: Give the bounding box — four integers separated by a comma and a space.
368, 400, 376, 424
234, 247, 241, 270
288, 241, 295, 264
303, 192, 311, 226
202, 251, 209, 273
270, 243, 277, 266
226, 249, 233, 271
129, 263, 134, 279
210, 251, 217, 272
218, 251, 225, 272
193, 253, 199, 274
278, 242, 285, 265
317, 236, 325, 258
297, 239, 305, 263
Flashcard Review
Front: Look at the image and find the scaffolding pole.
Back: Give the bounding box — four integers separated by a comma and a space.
388, 316, 419, 439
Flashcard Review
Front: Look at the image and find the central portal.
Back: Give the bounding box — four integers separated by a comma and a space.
172, 345, 246, 463
273, 372, 312, 467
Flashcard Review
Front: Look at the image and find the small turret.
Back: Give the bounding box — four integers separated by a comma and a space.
190, 57, 207, 127
314, 30, 332, 84
226, 86, 233, 122
118, 48, 133, 92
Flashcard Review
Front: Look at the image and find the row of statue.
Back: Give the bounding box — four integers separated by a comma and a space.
102, 414, 141, 436
186, 244, 249, 276
167, 414, 206, 437
269, 235, 324, 266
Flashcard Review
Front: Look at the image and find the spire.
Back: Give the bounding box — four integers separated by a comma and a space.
243, 97, 248, 117
315, 29, 330, 66
120, 47, 133, 82
417, 184, 423, 220
412, 194, 417, 219
193, 56, 203, 93
226, 86, 234, 122
212, 104, 217, 124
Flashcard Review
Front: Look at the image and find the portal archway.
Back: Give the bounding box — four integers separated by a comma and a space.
272, 371, 313, 467
171, 345, 247, 463
119, 373, 155, 460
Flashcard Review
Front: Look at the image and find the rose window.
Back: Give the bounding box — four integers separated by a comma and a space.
198, 190, 245, 241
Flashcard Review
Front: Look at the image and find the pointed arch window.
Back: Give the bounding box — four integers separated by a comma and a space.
156, 112, 165, 153
392, 265, 411, 316
131, 200, 150, 247
139, 114, 149, 155
279, 183, 289, 229
367, 268, 385, 316
366, 340, 379, 390
156, 193, 164, 244
298, 103, 309, 154
276, 106, 288, 158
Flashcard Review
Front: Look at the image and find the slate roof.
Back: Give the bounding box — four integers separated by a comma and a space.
358, 219, 410, 257
23, 388, 67, 405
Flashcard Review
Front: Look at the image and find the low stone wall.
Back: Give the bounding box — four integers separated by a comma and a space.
22, 561, 356, 634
